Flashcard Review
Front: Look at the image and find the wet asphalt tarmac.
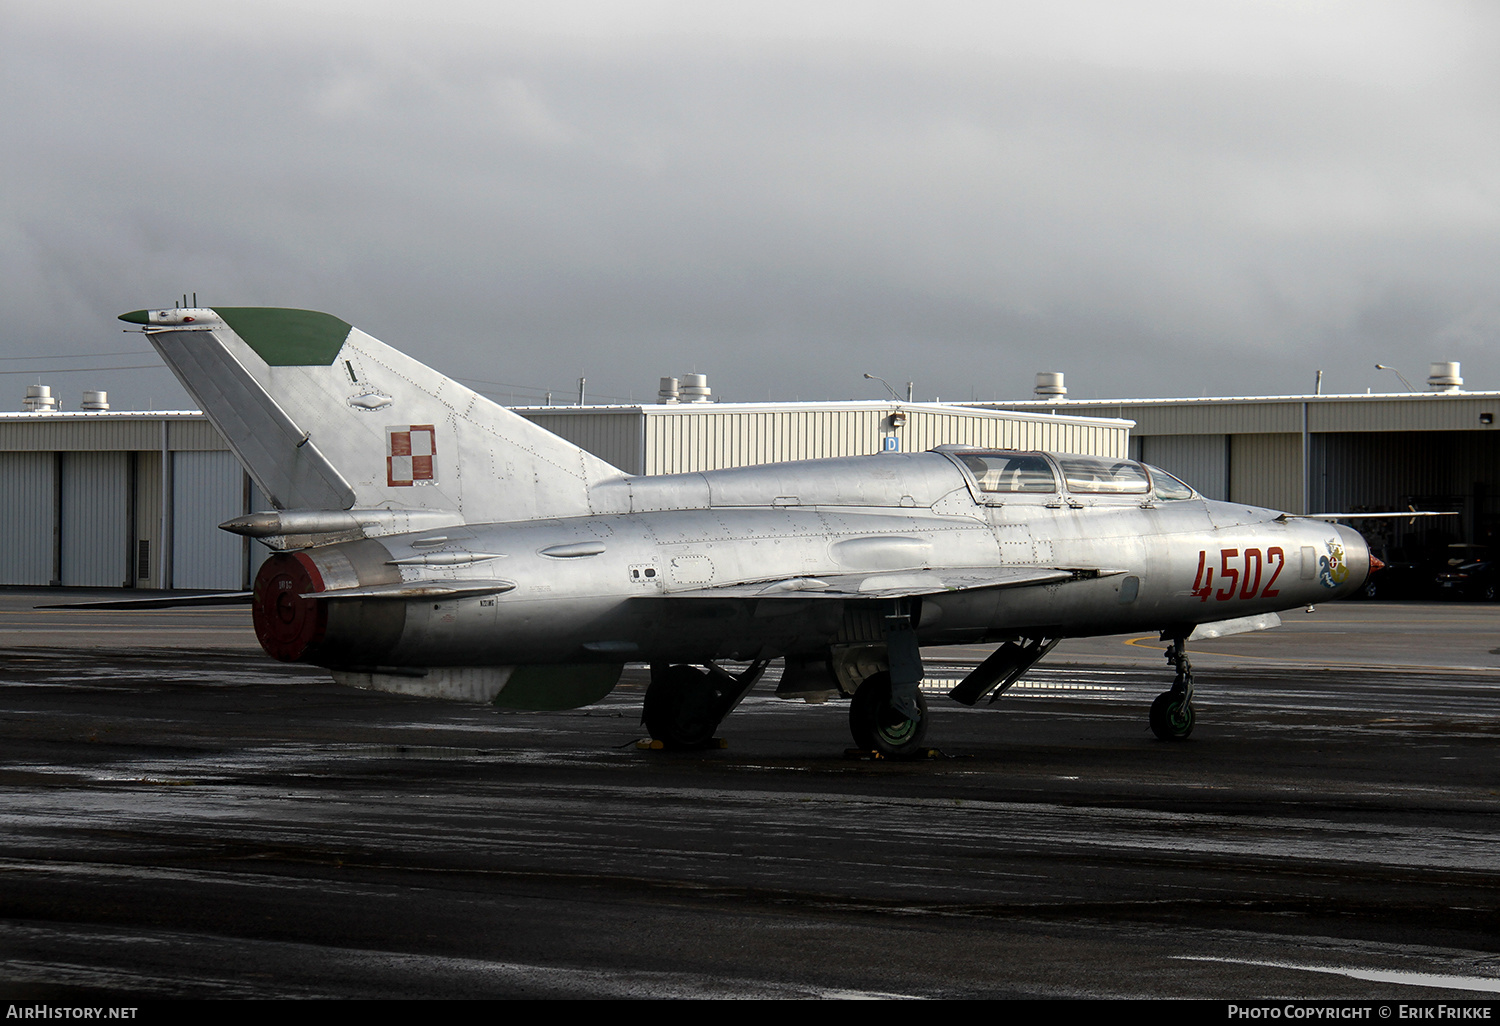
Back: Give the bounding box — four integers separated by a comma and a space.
1, 591, 1498, 999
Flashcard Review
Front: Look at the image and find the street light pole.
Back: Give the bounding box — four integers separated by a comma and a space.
863, 373, 901, 402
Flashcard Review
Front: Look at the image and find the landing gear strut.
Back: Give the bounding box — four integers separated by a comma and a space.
846, 599, 931, 758
1150, 635, 1195, 741
849, 671, 930, 758
642, 660, 768, 749
947, 636, 1060, 706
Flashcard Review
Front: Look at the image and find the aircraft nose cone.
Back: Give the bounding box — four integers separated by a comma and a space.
1369, 554, 1386, 574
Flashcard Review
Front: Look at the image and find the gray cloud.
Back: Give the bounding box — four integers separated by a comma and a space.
4, 1, 1500, 411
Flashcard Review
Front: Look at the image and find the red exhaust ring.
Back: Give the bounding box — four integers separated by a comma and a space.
253, 552, 327, 662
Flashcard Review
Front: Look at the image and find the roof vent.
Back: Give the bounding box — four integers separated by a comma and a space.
1034, 371, 1067, 399
81, 390, 109, 411
22, 385, 56, 412
680, 373, 712, 403
1427, 362, 1463, 393
657, 377, 679, 404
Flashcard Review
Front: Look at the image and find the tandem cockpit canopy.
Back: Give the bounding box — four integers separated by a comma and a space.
955, 452, 1057, 494
943, 450, 1197, 501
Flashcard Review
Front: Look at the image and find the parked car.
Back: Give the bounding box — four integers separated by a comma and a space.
1358, 560, 1437, 600
1435, 558, 1500, 601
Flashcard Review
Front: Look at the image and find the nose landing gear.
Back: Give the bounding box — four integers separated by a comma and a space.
1150, 636, 1195, 741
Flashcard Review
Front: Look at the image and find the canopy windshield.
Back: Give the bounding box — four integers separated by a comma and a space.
1053, 455, 1150, 494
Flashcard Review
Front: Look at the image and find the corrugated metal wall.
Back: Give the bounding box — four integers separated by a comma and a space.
134, 451, 161, 587
1139, 435, 1230, 500
644, 408, 884, 474
0, 416, 271, 589
1119, 401, 1305, 436
59, 451, 130, 587
636, 407, 1127, 475
248, 480, 271, 585
0, 416, 250, 589
172, 451, 248, 590
1145, 424, 1495, 525
1311, 397, 1500, 433
991, 394, 1500, 436
17, 401, 1498, 588
0, 419, 161, 451
0, 415, 223, 452
1313, 432, 1499, 550
512, 410, 646, 474
1229, 434, 1302, 513
0, 452, 57, 585
902, 410, 1128, 459
521, 405, 1128, 477
0, 407, 1130, 589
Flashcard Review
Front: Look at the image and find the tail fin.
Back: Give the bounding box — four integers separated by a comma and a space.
121, 307, 627, 522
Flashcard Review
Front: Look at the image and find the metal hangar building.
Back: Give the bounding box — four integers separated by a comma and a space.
984, 385, 1500, 559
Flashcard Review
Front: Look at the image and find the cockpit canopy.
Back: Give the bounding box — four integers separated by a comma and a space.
955, 452, 1056, 493
1053, 454, 1150, 494
941, 449, 1197, 502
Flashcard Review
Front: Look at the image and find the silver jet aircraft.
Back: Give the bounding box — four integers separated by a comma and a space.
119, 306, 1377, 756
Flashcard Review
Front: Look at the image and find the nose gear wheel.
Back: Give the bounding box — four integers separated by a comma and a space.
1149, 691, 1194, 740
1150, 636, 1195, 741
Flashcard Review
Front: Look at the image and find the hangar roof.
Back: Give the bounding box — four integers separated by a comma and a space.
971, 391, 1500, 435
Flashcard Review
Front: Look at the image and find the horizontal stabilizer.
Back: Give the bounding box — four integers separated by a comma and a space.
1281, 511, 1457, 522
36, 592, 252, 610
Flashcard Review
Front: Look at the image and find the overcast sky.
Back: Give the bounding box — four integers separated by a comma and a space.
4, 0, 1499, 410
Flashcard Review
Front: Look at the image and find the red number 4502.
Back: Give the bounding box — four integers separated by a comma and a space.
1192, 547, 1284, 602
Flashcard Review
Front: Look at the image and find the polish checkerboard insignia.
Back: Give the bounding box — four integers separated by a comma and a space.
387, 425, 437, 486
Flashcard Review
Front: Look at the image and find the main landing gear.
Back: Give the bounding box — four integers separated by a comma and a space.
642, 660, 768, 749
848, 670, 930, 758
844, 599, 932, 758
1150, 635, 1195, 741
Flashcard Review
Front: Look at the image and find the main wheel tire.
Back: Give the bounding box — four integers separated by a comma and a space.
1149, 691, 1194, 741
849, 671, 930, 758
642, 665, 720, 748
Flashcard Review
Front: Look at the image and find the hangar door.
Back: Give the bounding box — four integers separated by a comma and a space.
173, 451, 250, 590
60, 451, 130, 587
0, 453, 57, 586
